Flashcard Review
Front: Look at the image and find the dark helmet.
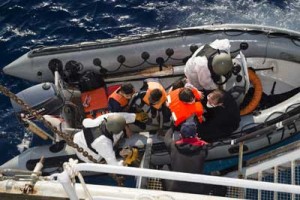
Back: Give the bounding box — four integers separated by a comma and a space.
105, 115, 126, 134
212, 52, 233, 76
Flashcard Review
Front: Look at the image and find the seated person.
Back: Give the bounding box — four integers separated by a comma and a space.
108, 83, 135, 112
163, 121, 208, 194
131, 78, 170, 123
197, 89, 240, 142
166, 84, 204, 127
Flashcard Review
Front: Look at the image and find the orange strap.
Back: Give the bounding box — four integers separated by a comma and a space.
240, 69, 263, 116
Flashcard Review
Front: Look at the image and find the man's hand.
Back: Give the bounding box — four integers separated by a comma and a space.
135, 112, 149, 123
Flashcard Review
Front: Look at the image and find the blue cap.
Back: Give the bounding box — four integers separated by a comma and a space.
180, 121, 197, 138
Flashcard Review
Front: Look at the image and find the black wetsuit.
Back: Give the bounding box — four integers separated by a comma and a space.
163, 128, 208, 194
198, 91, 241, 142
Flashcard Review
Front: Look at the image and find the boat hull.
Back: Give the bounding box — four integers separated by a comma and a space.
3, 24, 300, 82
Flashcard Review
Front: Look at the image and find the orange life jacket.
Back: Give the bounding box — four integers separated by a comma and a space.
108, 88, 129, 107
81, 87, 109, 119
143, 81, 167, 110
167, 88, 204, 126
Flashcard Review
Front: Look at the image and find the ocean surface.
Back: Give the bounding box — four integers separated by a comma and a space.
1, 0, 300, 166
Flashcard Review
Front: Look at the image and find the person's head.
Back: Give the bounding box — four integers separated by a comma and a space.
149, 89, 162, 105
179, 88, 195, 103
180, 121, 197, 138
212, 52, 233, 76
171, 79, 185, 91
119, 83, 135, 99
104, 115, 126, 134
206, 89, 225, 108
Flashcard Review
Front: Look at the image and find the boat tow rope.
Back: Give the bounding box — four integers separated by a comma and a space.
0, 84, 99, 163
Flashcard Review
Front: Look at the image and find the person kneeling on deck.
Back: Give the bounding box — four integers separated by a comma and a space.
108, 83, 135, 112
166, 84, 204, 128
131, 78, 170, 124
163, 121, 208, 194
184, 39, 233, 91
197, 89, 240, 142
73, 112, 148, 165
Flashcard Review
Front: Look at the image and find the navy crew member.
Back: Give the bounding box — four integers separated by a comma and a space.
73, 112, 148, 165
184, 39, 233, 91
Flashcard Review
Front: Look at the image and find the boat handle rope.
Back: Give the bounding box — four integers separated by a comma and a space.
0, 84, 99, 163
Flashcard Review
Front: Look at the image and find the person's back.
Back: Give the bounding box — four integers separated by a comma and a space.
184, 39, 233, 91
198, 89, 240, 142
167, 86, 204, 127
163, 121, 208, 194
73, 112, 146, 164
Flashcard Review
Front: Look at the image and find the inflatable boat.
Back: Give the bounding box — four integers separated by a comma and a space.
1, 24, 300, 174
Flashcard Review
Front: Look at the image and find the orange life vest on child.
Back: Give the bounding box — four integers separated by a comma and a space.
81, 87, 109, 118
143, 81, 167, 110
108, 88, 129, 107
167, 88, 204, 126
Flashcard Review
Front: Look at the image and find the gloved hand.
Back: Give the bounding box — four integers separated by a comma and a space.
135, 112, 149, 123
120, 147, 139, 166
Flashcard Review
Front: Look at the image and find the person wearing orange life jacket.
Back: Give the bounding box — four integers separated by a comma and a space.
131, 78, 170, 121
166, 84, 204, 127
108, 83, 135, 112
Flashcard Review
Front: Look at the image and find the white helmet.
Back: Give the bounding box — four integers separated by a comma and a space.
105, 115, 126, 134
212, 52, 233, 76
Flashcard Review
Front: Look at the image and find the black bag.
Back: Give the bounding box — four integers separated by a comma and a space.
79, 71, 105, 92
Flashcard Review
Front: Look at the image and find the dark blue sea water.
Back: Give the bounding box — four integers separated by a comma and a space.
1, 0, 300, 166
